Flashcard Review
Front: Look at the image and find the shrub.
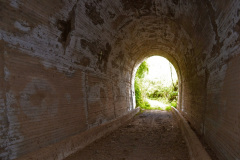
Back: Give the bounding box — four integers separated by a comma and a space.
171, 101, 177, 108
165, 106, 172, 111
147, 80, 178, 105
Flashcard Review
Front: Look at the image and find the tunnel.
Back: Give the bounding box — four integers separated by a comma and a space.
0, 0, 240, 159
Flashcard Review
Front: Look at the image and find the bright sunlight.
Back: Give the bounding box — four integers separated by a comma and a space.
145, 56, 178, 86
134, 56, 178, 111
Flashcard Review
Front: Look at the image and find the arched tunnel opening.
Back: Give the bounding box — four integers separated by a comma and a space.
1, 0, 240, 160
132, 56, 179, 111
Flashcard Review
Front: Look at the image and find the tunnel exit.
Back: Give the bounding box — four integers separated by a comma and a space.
133, 56, 179, 111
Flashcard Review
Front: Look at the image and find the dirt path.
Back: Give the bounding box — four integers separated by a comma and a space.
146, 99, 168, 109
65, 110, 189, 160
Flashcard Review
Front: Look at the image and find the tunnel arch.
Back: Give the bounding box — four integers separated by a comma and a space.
109, 14, 195, 113
130, 51, 182, 110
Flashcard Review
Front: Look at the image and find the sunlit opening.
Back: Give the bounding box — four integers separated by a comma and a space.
134, 56, 178, 111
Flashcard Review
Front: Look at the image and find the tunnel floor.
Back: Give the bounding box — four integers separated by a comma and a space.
65, 110, 189, 160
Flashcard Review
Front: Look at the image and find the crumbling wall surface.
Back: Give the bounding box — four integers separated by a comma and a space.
175, 1, 240, 159
0, 41, 8, 159
0, 0, 131, 159
0, 0, 240, 159
202, 1, 240, 159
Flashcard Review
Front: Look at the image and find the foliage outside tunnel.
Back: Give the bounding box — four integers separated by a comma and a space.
134, 57, 178, 111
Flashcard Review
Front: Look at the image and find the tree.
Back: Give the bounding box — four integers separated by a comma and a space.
135, 61, 149, 107
136, 61, 149, 79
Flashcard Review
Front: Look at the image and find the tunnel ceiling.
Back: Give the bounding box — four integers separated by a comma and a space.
73, 0, 232, 80
2, 0, 238, 78
80, 0, 203, 75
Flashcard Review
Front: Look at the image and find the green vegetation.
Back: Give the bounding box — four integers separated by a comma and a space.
146, 79, 178, 107
134, 61, 149, 108
134, 61, 178, 111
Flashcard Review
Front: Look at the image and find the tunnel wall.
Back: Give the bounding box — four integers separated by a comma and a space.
0, 1, 133, 159
201, 1, 240, 159
0, 0, 240, 160
177, 1, 240, 159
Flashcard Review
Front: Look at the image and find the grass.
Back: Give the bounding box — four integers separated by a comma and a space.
140, 102, 173, 111
141, 105, 172, 111
140, 105, 173, 112
141, 98, 176, 111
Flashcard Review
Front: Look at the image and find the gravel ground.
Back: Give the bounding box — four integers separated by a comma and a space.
65, 110, 189, 160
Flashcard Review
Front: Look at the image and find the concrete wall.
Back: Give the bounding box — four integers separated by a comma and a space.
0, 0, 239, 159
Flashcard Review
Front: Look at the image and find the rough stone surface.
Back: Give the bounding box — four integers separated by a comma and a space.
0, 0, 240, 160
